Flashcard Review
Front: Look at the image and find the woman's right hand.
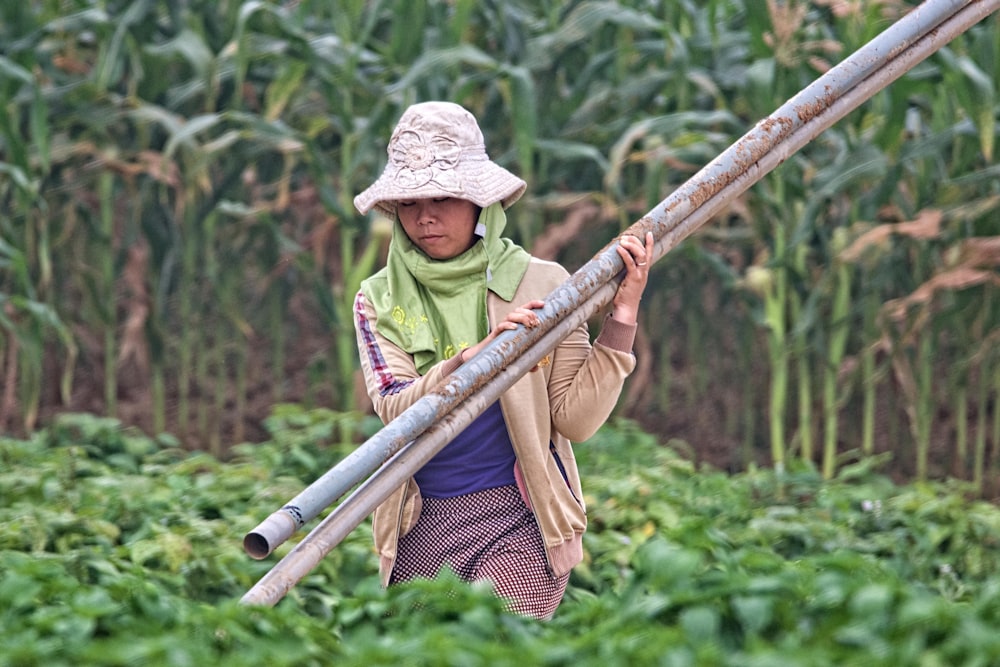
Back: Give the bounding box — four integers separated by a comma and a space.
460, 299, 546, 363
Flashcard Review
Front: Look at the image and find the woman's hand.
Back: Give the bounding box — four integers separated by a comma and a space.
612, 231, 654, 325
460, 300, 546, 363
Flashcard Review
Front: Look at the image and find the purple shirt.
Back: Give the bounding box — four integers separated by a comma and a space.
414, 401, 516, 498
353, 293, 518, 498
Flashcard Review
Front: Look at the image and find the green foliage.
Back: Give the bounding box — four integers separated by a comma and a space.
3, 415, 1000, 665
1, 1, 999, 485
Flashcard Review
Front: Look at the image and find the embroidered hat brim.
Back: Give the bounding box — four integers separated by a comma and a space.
354, 101, 527, 218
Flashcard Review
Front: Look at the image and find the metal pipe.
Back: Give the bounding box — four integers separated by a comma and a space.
241, 270, 621, 603
241, 0, 999, 605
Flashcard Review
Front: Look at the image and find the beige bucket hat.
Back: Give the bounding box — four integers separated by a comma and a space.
354, 101, 527, 219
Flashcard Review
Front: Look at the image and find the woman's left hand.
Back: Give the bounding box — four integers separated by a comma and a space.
612, 231, 654, 325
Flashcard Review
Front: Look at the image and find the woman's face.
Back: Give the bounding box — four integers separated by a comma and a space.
396, 197, 480, 260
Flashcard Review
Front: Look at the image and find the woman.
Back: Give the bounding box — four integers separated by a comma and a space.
353, 101, 652, 619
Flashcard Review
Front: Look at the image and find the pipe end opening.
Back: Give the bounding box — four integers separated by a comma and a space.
243, 532, 272, 560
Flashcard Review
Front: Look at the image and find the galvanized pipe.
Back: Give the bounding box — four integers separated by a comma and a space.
242, 0, 999, 605
241, 273, 621, 603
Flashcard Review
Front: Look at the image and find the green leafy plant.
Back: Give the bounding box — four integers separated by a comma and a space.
2, 0, 999, 490
4, 416, 1000, 665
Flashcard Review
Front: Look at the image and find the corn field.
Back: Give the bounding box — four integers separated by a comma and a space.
1, 0, 998, 493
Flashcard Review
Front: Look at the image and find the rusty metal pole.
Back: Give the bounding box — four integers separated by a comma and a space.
241, 0, 999, 606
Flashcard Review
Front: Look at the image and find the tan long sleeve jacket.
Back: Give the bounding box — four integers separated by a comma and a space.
354, 257, 637, 585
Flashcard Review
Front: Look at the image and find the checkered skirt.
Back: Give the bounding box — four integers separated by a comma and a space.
389, 484, 570, 619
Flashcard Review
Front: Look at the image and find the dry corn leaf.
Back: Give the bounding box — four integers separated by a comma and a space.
883, 267, 1000, 321
840, 209, 943, 262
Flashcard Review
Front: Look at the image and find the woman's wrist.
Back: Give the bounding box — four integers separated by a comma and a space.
611, 307, 638, 326
596, 313, 638, 352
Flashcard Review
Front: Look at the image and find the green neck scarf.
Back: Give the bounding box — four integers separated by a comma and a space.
361, 203, 531, 375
